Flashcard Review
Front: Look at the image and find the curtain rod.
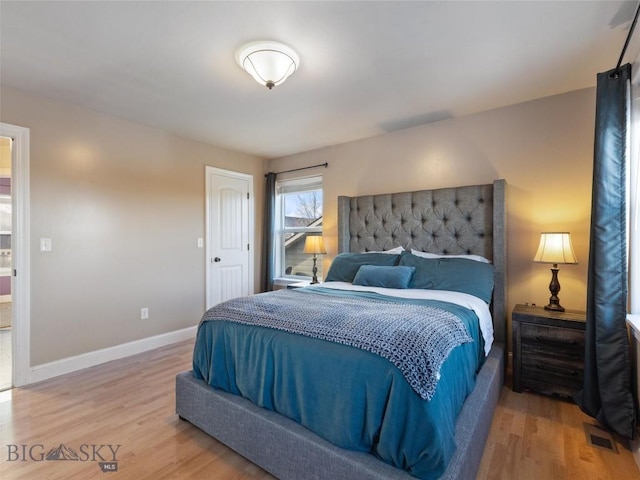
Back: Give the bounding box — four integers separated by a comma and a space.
265, 162, 328, 177
615, 1, 640, 72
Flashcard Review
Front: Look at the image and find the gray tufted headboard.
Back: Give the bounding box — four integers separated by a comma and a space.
337, 179, 507, 345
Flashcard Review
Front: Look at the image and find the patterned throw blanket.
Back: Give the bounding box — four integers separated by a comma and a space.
201, 289, 473, 400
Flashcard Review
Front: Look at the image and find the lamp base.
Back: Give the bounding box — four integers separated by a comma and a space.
544, 265, 565, 312
544, 302, 565, 312
311, 254, 319, 284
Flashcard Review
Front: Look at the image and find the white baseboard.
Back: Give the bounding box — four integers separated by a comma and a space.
27, 326, 197, 385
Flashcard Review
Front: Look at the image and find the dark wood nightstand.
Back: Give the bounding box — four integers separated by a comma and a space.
512, 304, 586, 399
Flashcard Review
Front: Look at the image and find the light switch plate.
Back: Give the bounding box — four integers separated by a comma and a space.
40, 238, 52, 252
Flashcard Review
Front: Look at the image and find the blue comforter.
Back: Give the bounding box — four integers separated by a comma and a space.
192, 287, 485, 480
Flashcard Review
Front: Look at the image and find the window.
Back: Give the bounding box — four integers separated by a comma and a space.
276, 175, 323, 280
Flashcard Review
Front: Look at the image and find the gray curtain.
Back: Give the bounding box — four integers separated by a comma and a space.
575, 63, 636, 439
260, 172, 277, 292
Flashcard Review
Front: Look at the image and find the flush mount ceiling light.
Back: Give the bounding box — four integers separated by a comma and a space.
235, 41, 299, 90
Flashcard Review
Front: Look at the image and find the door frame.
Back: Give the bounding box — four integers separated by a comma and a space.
205, 166, 254, 310
0, 122, 30, 387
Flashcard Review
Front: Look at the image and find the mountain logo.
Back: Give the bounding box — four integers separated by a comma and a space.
45, 443, 80, 461
7, 441, 120, 472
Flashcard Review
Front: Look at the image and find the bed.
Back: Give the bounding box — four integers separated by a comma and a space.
176, 179, 507, 480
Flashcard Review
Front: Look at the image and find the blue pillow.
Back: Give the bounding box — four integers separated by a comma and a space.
352, 265, 416, 289
398, 252, 495, 303
437, 257, 494, 303
325, 252, 400, 283
398, 252, 439, 289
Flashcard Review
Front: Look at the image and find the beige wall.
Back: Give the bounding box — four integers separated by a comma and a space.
1, 86, 265, 365
1, 83, 595, 364
269, 87, 595, 344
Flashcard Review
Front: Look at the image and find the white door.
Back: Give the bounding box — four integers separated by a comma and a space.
206, 167, 253, 309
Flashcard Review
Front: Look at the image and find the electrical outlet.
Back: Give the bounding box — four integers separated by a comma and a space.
141, 307, 149, 320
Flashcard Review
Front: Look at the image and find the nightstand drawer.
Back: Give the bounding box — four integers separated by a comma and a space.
521, 354, 583, 383
520, 323, 584, 358
521, 353, 583, 397
520, 322, 584, 345
519, 376, 582, 398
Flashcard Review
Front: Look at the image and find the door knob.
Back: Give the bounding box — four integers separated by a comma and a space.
213, 257, 221, 262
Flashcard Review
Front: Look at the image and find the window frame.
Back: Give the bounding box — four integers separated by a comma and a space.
275, 175, 323, 281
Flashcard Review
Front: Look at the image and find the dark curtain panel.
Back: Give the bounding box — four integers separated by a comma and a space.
260, 172, 277, 292
576, 63, 636, 439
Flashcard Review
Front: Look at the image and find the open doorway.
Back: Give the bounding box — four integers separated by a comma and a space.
0, 136, 11, 390
0, 123, 30, 388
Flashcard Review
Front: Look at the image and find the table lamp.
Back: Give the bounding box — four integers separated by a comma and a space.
303, 236, 326, 284
533, 232, 578, 312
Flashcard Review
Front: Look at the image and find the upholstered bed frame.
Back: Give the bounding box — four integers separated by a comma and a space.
176, 179, 507, 480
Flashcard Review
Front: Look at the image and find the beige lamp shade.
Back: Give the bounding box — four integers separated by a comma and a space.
303, 236, 326, 255
533, 232, 578, 265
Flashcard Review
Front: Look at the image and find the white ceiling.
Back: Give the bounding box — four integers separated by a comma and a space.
1, 1, 639, 159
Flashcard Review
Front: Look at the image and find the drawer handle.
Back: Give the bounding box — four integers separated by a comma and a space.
534, 335, 579, 346
536, 364, 579, 376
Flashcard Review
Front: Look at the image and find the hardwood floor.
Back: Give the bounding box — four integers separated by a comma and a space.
476, 382, 639, 480
0, 339, 637, 479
